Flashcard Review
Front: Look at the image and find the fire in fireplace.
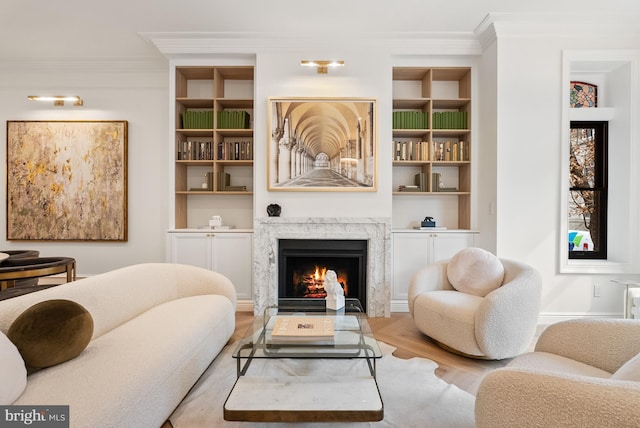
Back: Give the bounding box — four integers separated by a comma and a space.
278, 239, 367, 309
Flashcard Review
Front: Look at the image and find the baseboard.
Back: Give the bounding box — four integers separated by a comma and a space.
391, 300, 409, 313
538, 312, 623, 325
390, 302, 624, 323
236, 300, 254, 313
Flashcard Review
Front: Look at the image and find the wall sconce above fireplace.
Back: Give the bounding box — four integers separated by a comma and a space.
28, 95, 84, 106
300, 60, 344, 74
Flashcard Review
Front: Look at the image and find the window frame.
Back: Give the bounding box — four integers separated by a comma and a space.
568, 120, 608, 260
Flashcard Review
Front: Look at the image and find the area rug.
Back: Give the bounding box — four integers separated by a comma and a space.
169, 341, 475, 427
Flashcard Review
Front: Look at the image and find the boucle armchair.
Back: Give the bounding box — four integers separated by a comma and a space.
475, 319, 640, 428
408, 248, 541, 360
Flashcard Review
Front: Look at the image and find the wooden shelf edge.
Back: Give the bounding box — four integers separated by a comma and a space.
176, 191, 253, 195
393, 191, 471, 196
392, 161, 470, 165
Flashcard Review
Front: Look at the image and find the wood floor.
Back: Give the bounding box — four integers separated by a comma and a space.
233, 310, 539, 396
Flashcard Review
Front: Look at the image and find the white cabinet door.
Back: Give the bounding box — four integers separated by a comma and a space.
432, 232, 476, 263
167, 232, 253, 300
211, 232, 253, 300
392, 233, 430, 300
392, 231, 476, 301
168, 233, 212, 269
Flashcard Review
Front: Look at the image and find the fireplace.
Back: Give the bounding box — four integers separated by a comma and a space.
278, 239, 367, 310
254, 217, 392, 317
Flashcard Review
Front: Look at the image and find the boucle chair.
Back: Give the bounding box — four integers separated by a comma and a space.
475, 318, 640, 428
408, 248, 541, 360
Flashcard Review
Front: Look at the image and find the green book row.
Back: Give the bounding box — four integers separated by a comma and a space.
182, 110, 214, 129
218, 110, 251, 129
432, 111, 468, 129
392, 111, 428, 129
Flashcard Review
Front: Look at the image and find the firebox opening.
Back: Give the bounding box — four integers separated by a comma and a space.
278, 239, 367, 310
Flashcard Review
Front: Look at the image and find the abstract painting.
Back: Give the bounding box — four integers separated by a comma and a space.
6, 120, 128, 241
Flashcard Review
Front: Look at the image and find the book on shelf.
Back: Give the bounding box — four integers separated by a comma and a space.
392, 111, 428, 129
271, 316, 335, 343
177, 140, 214, 160
223, 185, 247, 192
431, 172, 441, 192
393, 140, 428, 161
217, 110, 251, 129
432, 111, 467, 130
182, 110, 214, 129
216, 172, 231, 191
206, 172, 213, 190
430, 140, 469, 162
414, 173, 427, 192
398, 185, 419, 192
217, 140, 253, 160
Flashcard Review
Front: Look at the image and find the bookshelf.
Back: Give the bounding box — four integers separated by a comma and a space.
392, 67, 471, 230
173, 66, 254, 229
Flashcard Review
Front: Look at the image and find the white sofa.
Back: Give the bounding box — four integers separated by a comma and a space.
475, 318, 640, 427
0, 263, 237, 428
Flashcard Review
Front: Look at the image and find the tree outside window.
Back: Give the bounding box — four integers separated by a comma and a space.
568, 121, 607, 259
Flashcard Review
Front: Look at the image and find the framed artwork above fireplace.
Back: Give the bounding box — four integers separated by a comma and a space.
268, 97, 377, 191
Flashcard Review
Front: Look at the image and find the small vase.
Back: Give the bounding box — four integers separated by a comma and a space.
267, 204, 281, 217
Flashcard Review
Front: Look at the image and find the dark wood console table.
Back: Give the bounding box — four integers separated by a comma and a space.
0, 257, 76, 291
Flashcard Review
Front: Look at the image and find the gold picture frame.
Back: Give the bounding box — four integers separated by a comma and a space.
6, 120, 128, 241
268, 97, 377, 191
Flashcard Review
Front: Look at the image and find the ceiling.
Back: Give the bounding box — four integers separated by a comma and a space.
1, 0, 638, 61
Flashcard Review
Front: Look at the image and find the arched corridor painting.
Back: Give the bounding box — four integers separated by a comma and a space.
268, 98, 377, 191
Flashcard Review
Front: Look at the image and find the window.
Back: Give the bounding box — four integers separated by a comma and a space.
568, 121, 607, 259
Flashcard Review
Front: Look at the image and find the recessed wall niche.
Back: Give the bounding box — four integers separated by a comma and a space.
561, 50, 637, 274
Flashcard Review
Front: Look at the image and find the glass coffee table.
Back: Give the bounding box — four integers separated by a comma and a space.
223, 299, 383, 422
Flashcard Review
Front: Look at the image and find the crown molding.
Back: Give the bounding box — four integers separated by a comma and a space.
0, 57, 167, 73
474, 12, 640, 53
476, 12, 640, 38
141, 31, 482, 57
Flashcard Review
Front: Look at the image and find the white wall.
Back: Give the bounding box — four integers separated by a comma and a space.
253, 49, 393, 219
476, 43, 498, 252
0, 63, 169, 275
494, 29, 640, 320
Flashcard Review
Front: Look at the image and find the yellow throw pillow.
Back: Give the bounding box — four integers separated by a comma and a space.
7, 299, 93, 370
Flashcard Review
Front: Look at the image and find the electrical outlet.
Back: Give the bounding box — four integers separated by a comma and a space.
593, 284, 601, 297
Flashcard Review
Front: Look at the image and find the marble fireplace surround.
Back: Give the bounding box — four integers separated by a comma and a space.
254, 217, 392, 317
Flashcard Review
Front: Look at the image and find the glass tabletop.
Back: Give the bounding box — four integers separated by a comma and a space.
233, 298, 382, 360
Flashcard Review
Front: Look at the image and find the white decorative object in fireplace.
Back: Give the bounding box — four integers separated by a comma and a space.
324, 270, 345, 310
254, 217, 392, 317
